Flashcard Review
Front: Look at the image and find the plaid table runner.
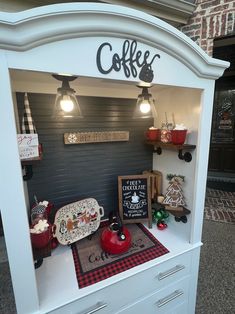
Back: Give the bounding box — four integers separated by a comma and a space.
71, 223, 169, 288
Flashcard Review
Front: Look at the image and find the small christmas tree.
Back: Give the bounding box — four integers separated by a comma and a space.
163, 174, 186, 211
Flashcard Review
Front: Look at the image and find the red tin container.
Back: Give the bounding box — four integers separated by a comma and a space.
146, 128, 160, 141
171, 130, 187, 145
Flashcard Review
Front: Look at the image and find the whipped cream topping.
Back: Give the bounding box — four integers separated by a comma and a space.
30, 219, 49, 234
174, 124, 187, 130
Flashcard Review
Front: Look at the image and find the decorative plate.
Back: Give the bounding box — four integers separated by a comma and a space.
53, 198, 104, 245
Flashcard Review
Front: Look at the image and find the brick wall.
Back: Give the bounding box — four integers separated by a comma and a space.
180, 0, 235, 55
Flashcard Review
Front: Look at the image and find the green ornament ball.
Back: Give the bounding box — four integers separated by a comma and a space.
155, 211, 163, 220
162, 211, 169, 219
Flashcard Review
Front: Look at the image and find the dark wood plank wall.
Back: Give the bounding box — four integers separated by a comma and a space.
17, 93, 153, 217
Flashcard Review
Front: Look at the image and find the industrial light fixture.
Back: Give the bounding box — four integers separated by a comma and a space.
133, 84, 157, 119
52, 74, 83, 118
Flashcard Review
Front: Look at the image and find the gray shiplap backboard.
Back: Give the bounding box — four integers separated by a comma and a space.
17, 92, 153, 218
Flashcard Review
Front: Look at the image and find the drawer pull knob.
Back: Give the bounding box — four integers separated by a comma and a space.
158, 264, 185, 280
157, 290, 184, 308
80, 302, 108, 314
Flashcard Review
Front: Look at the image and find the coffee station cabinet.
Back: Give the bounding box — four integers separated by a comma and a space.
0, 3, 229, 314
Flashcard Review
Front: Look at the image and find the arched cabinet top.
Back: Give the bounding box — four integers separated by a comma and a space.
0, 3, 229, 80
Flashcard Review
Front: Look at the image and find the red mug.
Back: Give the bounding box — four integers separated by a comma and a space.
30, 224, 51, 249
171, 130, 187, 145
145, 129, 159, 141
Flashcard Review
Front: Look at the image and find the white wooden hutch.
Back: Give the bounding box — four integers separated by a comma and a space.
0, 3, 229, 314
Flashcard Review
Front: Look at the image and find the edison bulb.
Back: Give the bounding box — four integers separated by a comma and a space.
140, 100, 151, 113
60, 96, 74, 112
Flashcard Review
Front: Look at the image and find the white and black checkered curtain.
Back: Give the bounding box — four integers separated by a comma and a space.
21, 93, 37, 134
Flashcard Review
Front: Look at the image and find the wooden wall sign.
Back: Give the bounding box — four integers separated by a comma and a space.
17, 134, 39, 160
64, 131, 129, 144
118, 175, 152, 228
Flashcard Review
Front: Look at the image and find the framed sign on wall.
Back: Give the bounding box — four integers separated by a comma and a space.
118, 175, 152, 228
211, 90, 235, 143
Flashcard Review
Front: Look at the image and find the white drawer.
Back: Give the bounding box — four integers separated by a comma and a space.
48, 287, 120, 314
117, 276, 190, 314
144, 250, 191, 291
113, 250, 191, 303
49, 251, 191, 314
115, 249, 191, 301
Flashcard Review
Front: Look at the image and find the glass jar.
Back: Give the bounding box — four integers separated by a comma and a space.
160, 123, 172, 143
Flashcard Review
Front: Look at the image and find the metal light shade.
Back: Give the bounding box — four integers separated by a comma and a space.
52, 75, 83, 118
133, 86, 157, 119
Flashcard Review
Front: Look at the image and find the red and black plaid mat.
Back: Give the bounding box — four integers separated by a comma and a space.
71, 223, 169, 288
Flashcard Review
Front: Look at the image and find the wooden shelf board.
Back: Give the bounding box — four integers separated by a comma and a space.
165, 207, 191, 217
21, 156, 42, 165
146, 141, 196, 150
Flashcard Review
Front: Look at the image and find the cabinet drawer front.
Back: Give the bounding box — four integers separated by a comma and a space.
157, 264, 186, 281
118, 276, 189, 314
114, 251, 191, 308
141, 251, 191, 291
49, 251, 191, 314
49, 299, 109, 314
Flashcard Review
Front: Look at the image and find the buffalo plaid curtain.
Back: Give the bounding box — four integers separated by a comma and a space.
21, 93, 37, 134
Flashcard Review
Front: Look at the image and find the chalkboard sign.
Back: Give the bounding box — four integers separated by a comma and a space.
118, 175, 152, 228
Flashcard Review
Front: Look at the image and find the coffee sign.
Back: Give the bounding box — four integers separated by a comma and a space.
96, 40, 160, 83
118, 175, 152, 228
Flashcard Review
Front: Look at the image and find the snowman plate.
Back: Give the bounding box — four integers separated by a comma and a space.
53, 198, 104, 245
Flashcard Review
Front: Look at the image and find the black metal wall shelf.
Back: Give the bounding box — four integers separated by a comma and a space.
21, 156, 42, 181
21, 144, 43, 181
146, 141, 196, 162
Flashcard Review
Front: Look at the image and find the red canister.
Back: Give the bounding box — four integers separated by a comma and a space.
145, 127, 160, 141
172, 130, 187, 145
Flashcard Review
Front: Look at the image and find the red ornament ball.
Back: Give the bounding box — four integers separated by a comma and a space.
157, 221, 167, 230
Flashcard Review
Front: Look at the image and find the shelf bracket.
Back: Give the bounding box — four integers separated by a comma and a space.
178, 150, 192, 163
23, 165, 33, 181
154, 146, 162, 155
